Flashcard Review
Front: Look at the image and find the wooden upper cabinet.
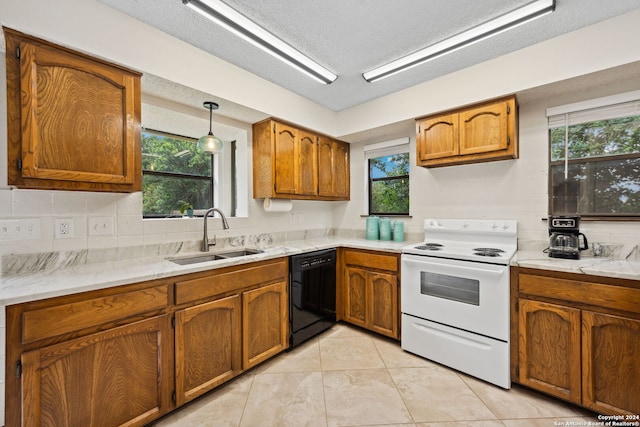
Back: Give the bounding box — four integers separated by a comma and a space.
416, 95, 518, 168
459, 100, 510, 155
297, 130, 319, 196
273, 122, 298, 195
416, 114, 459, 162
253, 118, 349, 200
318, 136, 350, 199
4, 28, 141, 192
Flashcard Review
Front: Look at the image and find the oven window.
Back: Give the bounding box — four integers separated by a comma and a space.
420, 272, 480, 306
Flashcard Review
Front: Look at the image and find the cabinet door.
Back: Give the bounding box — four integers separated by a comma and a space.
459, 100, 509, 155
369, 271, 398, 339
416, 114, 459, 162
273, 122, 298, 196
333, 140, 350, 199
175, 295, 242, 406
582, 311, 640, 415
243, 281, 289, 369
318, 138, 350, 199
344, 266, 369, 328
21, 315, 172, 427
296, 130, 319, 196
6, 30, 141, 192
318, 137, 334, 197
518, 299, 582, 404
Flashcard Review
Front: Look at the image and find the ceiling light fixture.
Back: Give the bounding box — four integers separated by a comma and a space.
198, 101, 224, 153
363, 0, 556, 83
183, 0, 337, 85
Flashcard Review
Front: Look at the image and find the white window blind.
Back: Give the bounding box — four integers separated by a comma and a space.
364, 138, 410, 158
547, 90, 640, 128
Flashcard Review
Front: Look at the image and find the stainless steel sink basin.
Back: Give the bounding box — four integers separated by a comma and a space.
168, 248, 262, 265
216, 249, 262, 258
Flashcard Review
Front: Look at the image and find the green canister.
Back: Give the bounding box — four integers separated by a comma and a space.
379, 217, 391, 241
393, 220, 404, 242
366, 216, 379, 240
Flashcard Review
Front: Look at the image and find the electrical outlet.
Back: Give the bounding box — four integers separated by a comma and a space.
55, 218, 74, 239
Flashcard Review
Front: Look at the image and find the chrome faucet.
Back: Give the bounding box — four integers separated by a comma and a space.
201, 208, 230, 252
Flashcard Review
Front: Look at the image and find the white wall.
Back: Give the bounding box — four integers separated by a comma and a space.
2, 0, 640, 257
334, 77, 640, 246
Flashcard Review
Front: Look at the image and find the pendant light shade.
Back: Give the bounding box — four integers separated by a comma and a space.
197, 101, 224, 153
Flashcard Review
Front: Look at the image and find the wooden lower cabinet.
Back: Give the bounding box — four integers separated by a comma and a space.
518, 299, 581, 404
21, 315, 173, 427
243, 281, 289, 369
7, 258, 290, 427
175, 295, 242, 406
514, 268, 640, 415
340, 249, 399, 339
582, 311, 640, 414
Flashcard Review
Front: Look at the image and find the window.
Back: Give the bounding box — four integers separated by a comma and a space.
365, 139, 410, 215
142, 130, 214, 217
547, 92, 640, 218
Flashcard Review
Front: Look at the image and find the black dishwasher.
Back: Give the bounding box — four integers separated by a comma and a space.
289, 249, 336, 348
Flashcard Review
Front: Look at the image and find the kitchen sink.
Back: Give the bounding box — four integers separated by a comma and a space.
168, 248, 263, 265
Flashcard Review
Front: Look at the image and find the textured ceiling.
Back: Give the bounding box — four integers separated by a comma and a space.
98, 0, 640, 112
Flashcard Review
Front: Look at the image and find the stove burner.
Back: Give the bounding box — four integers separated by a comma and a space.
474, 251, 502, 257
473, 248, 505, 253
415, 243, 444, 251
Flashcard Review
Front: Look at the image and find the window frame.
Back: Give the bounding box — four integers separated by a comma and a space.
546, 91, 640, 220
364, 138, 410, 217
141, 128, 215, 218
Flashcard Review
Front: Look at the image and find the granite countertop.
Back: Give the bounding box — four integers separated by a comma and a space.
511, 246, 640, 281
2, 236, 639, 307
0, 237, 408, 306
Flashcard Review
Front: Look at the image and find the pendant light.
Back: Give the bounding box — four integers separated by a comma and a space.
197, 101, 224, 153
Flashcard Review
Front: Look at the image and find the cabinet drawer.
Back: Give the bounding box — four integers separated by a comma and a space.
175, 259, 288, 305
519, 274, 640, 315
344, 250, 398, 272
22, 285, 168, 344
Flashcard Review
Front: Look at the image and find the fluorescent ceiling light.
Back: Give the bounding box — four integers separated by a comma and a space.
183, 0, 337, 85
363, 0, 556, 83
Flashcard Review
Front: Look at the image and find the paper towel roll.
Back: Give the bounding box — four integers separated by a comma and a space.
263, 198, 292, 212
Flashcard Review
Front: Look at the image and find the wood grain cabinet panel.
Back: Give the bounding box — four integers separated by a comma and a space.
416, 95, 517, 168
252, 118, 349, 200
344, 267, 368, 328
514, 268, 640, 415
21, 315, 172, 427
582, 311, 640, 414
518, 299, 582, 404
175, 295, 242, 406
318, 136, 350, 199
243, 281, 289, 369
416, 114, 459, 162
4, 28, 141, 192
340, 249, 400, 339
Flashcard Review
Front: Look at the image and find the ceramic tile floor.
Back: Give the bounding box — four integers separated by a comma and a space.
151, 323, 598, 427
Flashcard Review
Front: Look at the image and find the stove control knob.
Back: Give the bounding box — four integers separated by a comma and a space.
491, 222, 498, 229
502, 222, 510, 229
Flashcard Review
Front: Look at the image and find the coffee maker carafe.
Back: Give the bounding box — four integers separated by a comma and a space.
548, 216, 588, 260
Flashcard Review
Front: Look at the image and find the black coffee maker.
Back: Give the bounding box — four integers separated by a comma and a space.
548, 215, 588, 260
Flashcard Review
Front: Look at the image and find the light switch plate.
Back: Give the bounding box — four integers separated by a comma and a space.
89, 216, 114, 236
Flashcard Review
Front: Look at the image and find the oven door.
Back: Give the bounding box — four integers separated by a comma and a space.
401, 253, 509, 341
